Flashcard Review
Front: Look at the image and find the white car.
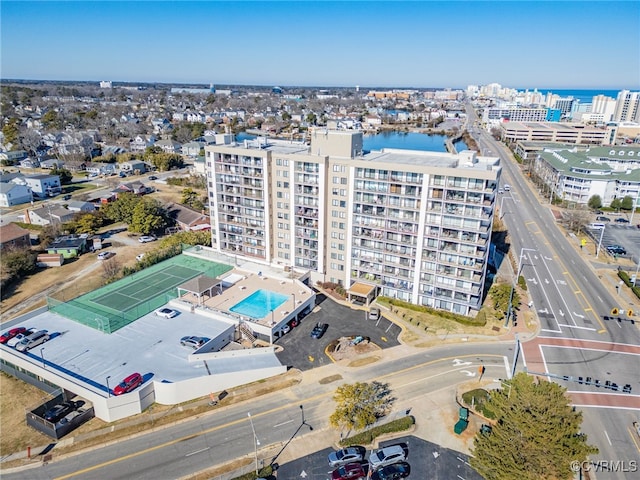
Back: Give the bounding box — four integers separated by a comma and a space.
97, 251, 115, 260
368, 444, 408, 470
6, 329, 37, 348
155, 308, 179, 318
138, 236, 156, 243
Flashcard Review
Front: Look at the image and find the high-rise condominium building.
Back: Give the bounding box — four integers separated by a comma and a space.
614, 90, 640, 122
205, 130, 501, 316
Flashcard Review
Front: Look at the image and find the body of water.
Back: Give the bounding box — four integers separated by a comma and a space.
236, 131, 468, 153
521, 89, 622, 103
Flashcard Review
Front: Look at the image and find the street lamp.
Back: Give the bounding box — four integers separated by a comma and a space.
106, 375, 112, 398
270, 404, 313, 469
248, 412, 260, 475
40, 347, 46, 370
595, 224, 606, 258
499, 195, 513, 219
506, 248, 536, 327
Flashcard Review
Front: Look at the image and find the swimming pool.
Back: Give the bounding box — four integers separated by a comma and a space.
229, 289, 289, 319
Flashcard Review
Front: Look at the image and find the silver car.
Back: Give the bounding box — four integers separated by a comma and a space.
15, 330, 50, 352
328, 446, 366, 467
368, 444, 408, 470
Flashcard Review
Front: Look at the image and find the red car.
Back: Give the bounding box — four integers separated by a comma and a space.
331, 462, 366, 480
0, 327, 27, 344
113, 373, 143, 396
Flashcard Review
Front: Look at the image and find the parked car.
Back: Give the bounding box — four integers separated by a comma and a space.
155, 307, 179, 318
0, 327, 27, 344
43, 402, 74, 423
593, 210, 604, 215
97, 251, 115, 260
370, 462, 411, 480
15, 330, 50, 352
180, 336, 209, 349
368, 307, 381, 321
606, 245, 627, 255
368, 444, 408, 470
328, 446, 366, 467
310, 322, 329, 339
6, 329, 37, 347
113, 373, 143, 396
148, 175, 157, 180
138, 235, 156, 243
596, 216, 611, 222
331, 462, 366, 480
615, 217, 630, 223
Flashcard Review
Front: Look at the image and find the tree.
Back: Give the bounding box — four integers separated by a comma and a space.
66, 212, 105, 235
130, 198, 168, 234
489, 283, 520, 321
620, 195, 634, 211
181, 187, 205, 211
50, 166, 73, 185
102, 192, 141, 224
1, 118, 20, 147
470, 373, 598, 480
329, 381, 395, 432
587, 195, 602, 210
610, 197, 622, 211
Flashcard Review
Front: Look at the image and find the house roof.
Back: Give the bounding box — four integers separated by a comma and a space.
47, 235, 88, 249
167, 203, 210, 227
0, 223, 31, 243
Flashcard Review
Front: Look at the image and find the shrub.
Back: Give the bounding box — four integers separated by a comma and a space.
461, 388, 495, 419
517, 275, 527, 291
340, 416, 415, 447
381, 296, 486, 326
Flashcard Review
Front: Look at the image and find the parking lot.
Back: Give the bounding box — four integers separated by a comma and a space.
586, 221, 640, 261
276, 435, 482, 480
275, 293, 402, 371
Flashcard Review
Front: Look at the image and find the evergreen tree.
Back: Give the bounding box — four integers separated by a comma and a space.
471, 373, 598, 480
329, 381, 394, 432
587, 195, 602, 210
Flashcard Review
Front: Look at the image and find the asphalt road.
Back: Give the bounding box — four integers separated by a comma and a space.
2, 344, 512, 480
466, 105, 640, 480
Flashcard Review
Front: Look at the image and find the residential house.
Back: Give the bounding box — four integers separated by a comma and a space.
22, 174, 62, 198
40, 158, 64, 169
19, 158, 41, 169
0, 223, 31, 250
27, 206, 75, 226
191, 156, 206, 175
129, 135, 156, 153
46, 235, 88, 259
120, 159, 147, 174
167, 203, 210, 231
66, 200, 96, 213
112, 181, 149, 197
155, 139, 182, 154
0, 150, 28, 164
0, 182, 32, 207
85, 162, 117, 176
181, 141, 205, 158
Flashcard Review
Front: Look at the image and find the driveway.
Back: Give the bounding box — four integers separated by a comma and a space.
275, 293, 402, 371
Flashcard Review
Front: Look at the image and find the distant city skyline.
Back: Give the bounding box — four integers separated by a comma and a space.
1, 1, 638, 90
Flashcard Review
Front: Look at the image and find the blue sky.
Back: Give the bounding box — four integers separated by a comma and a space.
1, 1, 638, 89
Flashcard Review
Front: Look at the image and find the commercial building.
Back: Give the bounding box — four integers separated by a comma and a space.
205, 130, 501, 316
499, 122, 617, 146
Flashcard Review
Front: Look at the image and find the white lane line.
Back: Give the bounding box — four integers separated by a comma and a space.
185, 447, 210, 457
273, 419, 294, 428
556, 324, 597, 331
503, 356, 511, 379
604, 430, 612, 446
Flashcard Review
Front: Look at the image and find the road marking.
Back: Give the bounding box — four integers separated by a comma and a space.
573, 312, 585, 319
453, 359, 472, 366
273, 419, 294, 428
185, 447, 210, 457
503, 356, 511, 379
556, 324, 596, 331
604, 430, 612, 446
628, 426, 640, 453
460, 370, 476, 377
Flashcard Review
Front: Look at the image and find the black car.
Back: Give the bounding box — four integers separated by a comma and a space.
615, 217, 630, 223
596, 216, 611, 222
310, 322, 328, 339
370, 461, 411, 480
43, 402, 74, 423
606, 245, 626, 255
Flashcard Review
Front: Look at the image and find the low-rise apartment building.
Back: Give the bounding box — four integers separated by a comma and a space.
205, 130, 501, 316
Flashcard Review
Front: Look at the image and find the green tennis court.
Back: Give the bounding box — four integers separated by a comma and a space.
48, 252, 232, 333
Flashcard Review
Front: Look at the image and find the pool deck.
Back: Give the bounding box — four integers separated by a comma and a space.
178, 270, 312, 328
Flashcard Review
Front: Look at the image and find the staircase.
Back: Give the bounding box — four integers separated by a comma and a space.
239, 323, 256, 344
